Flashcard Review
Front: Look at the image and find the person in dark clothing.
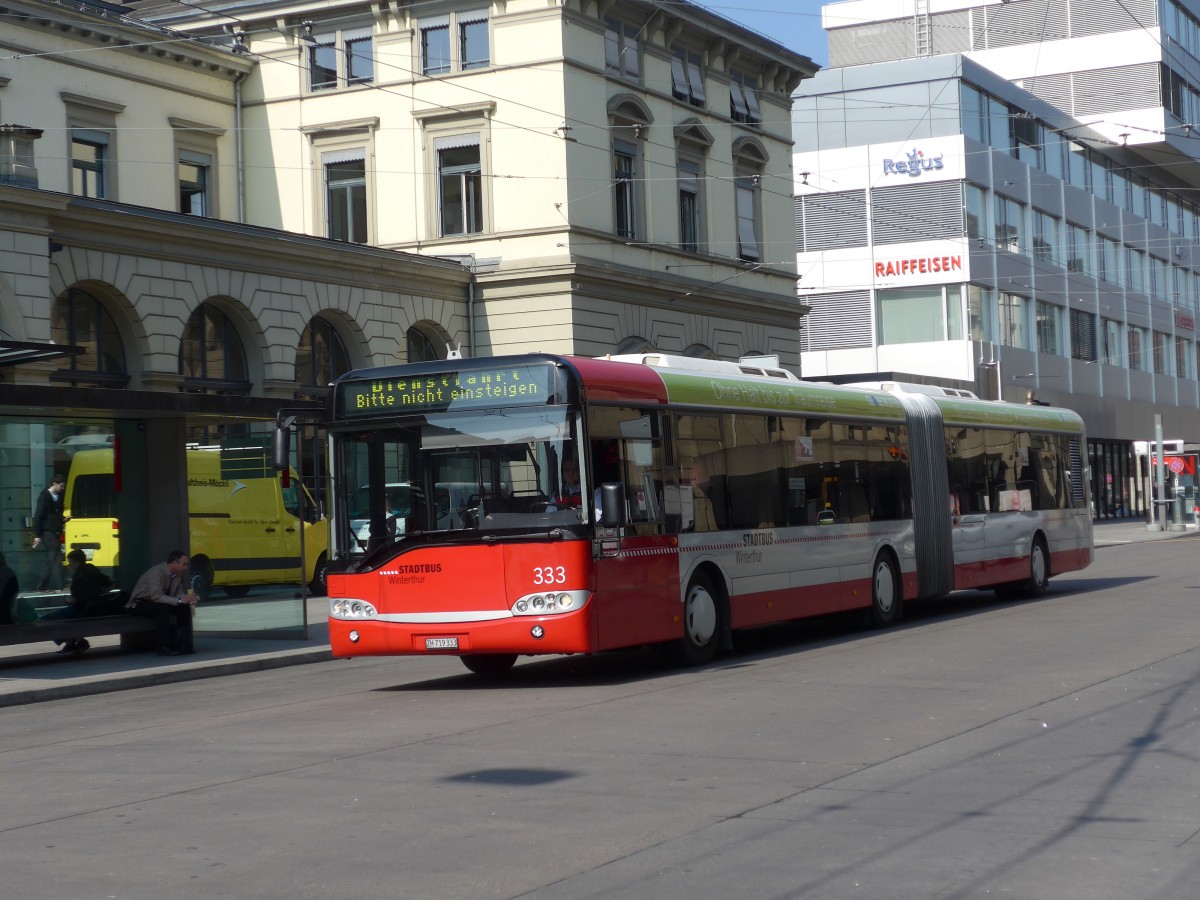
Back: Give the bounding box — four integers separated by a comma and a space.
0, 552, 18, 626
32, 473, 68, 592
66, 551, 121, 616
127, 550, 196, 655
40, 550, 120, 655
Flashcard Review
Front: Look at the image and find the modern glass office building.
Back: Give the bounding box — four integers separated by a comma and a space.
795, 0, 1200, 520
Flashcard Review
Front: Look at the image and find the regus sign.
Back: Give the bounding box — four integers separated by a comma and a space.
882, 148, 944, 177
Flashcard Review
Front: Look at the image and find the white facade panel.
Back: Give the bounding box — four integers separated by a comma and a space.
823, 0, 987, 29
969, 31, 1163, 82
796, 133, 965, 195
878, 339, 976, 381
800, 240, 970, 292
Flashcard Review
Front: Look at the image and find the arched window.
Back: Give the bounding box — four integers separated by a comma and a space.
674, 120, 713, 254
732, 138, 768, 263
179, 303, 249, 394
296, 316, 350, 388
684, 343, 717, 359
608, 95, 652, 241
617, 336, 654, 354
406, 326, 443, 363
51, 287, 128, 386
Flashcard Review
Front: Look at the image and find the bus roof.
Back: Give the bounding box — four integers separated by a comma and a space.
330, 353, 1085, 432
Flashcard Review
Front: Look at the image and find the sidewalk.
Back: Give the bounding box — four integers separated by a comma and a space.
1, 520, 1193, 708
0, 595, 332, 709
1092, 516, 1199, 546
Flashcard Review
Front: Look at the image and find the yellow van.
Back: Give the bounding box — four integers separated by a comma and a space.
65, 447, 328, 598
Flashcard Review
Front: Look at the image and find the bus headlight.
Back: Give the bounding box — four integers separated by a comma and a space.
510, 590, 589, 616
331, 598, 378, 620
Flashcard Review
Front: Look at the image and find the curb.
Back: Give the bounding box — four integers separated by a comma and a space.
0, 647, 332, 709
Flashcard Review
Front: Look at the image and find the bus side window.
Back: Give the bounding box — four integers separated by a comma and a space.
675, 413, 726, 533
586, 407, 669, 534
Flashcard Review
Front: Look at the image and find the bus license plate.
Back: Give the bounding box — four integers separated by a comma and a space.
425, 637, 459, 650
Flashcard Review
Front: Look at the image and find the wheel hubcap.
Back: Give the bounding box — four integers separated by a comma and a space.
1032, 545, 1046, 585
686, 585, 718, 646
874, 562, 895, 614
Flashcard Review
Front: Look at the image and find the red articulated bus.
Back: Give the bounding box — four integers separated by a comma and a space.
307, 352, 1093, 676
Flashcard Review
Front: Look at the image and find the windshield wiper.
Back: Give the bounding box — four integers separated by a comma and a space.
482, 528, 566, 543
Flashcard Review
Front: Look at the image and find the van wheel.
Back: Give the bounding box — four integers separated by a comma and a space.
668, 572, 721, 666
461, 654, 517, 676
309, 552, 328, 596
189, 560, 213, 601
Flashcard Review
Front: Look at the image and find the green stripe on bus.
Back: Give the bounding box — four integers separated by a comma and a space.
936, 397, 1085, 432
657, 371, 908, 419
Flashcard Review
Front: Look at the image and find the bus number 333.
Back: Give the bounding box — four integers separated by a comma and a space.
533, 566, 567, 585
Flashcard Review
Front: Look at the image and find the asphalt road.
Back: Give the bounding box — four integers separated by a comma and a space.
4, 536, 1200, 900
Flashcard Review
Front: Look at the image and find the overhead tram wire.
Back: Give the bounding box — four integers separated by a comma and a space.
4, 1, 809, 209
142, 0, 802, 178
26, 1, 1134, 268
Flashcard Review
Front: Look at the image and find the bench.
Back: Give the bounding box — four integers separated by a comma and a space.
0, 614, 157, 652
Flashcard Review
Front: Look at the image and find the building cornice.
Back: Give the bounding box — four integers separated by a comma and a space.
51, 196, 472, 297
60, 92, 128, 114
3, 0, 252, 77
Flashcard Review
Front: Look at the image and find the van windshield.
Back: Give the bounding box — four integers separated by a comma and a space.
69, 474, 117, 518
333, 407, 587, 560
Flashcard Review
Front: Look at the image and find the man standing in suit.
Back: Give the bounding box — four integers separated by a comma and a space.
31, 473, 67, 592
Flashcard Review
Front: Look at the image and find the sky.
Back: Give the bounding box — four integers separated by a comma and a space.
695, 1, 831, 66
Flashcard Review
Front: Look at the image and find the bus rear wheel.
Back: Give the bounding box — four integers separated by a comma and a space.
1023, 537, 1050, 598
996, 536, 1050, 600
461, 654, 517, 676
669, 572, 721, 666
867, 551, 902, 629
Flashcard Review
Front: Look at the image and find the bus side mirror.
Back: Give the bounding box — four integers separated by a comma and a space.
599, 482, 625, 527
272, 424, 290, 471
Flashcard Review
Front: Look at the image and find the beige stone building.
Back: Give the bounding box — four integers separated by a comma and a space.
143, 0, 816, 361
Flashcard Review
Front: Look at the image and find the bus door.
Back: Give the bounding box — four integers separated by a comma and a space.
588, 408, 678, 647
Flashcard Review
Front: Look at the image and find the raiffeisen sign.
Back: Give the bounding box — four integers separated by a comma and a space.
869, 239, 970, 288
874, 254, 962, 277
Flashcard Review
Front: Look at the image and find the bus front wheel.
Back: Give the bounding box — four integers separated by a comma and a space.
461, 654, 517, 676
670, 572, 721, 666
867, 551, 902, 629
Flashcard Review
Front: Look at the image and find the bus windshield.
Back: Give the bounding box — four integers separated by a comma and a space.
333, 406, 588, 561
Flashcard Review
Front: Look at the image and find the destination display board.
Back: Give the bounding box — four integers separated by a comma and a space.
335, 363, 558, 418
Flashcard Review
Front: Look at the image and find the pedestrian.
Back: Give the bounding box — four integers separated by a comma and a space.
0, 551, 18, 625
40, 549, 121, 655
31, 473, 68, 592
126, 550, 197, 656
